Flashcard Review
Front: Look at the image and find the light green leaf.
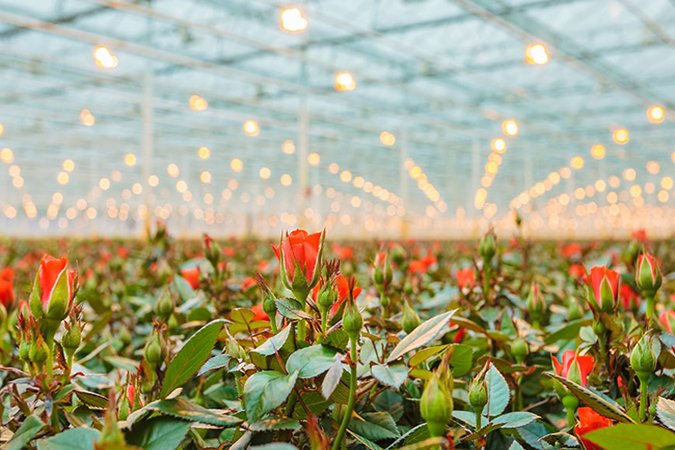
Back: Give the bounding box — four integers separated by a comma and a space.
37, 428, 99, 450
197, 353, 231, 376
449, 344, 473, 377
275, 298, 313, 321
145, 398, 242, 427
322, 354, 344, 399
482, 363, 510, 417
491, 412, 539, 429
159, 319, 225, 398
249, 417, 302, 432
252, 326, 292, 356
584, 424, 675, 450
286, 345, 337, 379
548, 373, 635, 423
386, 309, 457, 363
371, 364, 408, 389
349, 412, 400, 440
243, 370, 299, 422
408, 345, 448, 367
656, 397, 675, 431
126, 416, 191, 450
7, 415, 43, 450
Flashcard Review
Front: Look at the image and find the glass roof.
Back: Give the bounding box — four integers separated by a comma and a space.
0, 0, 673, 238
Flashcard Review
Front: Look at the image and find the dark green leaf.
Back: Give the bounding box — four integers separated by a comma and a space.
349, 412, 400, 440
483, 363, 510, 417
386, 309, 458, 363
74, 390, 108, 410
126, 416, 191, 450
145, 398, 242, 427
243, 370, 298, 422
198, 353, 231, 376
547, 373, 635, 423
7, 415, 43, 450
37, 428, 99, 450
160, 320, 225, 398
544, 319, 592, 344
449, 344, 473, 377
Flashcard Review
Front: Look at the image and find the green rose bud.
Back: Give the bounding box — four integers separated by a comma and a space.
511, 337, 529, 363
420, 371, 452, 437
144, 332, 164, 368
62, 320, 81, 353
468, 379, 488, 411
402, 301, 421, 334
479, 231, 497, 262
630, 335, 659, 381
342, 300, 363, 339
156, 290, 174, 320
29, 335, 49, 365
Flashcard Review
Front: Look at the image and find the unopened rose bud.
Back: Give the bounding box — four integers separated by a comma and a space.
263, 292, 278, 319
342, 300, 362, 340
155, 290, 174, 320
420, 371, 452, 437
621, 240, 640, 268
29, 335, 49, 365
635, 254, 662, 297
526, 282, 545, 326
585, 266, 620, 314
62, 320, 81, 354
402, 301, 420, 334
479, 231, 497, 263
511, 337, 529, 364
468, 379, 488, 411
317, 284, 336, 317
144, 332, 164, 368
630, 335, 659, 382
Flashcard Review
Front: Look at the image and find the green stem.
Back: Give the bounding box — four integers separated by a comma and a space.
332, 337, 358, 450
482, 264, 490, 303
321, 311, 328, 335
563, 394, 578, 428
638, 378, 648, 422
566, 406, 576, 428
645, 296, 655, 324
475, 409, 482, 430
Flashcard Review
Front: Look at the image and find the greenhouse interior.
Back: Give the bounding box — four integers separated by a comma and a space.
0, 1, 673, 450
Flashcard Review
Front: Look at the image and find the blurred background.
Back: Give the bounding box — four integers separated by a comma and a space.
0, 0, 673, 240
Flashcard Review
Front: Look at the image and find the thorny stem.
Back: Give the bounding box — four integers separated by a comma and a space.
332, 337, 358, 450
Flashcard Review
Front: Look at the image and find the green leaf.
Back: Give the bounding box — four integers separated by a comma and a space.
37, 428, 100, 450
544, 319, 592, 344
508, 442, 526, 450
322, 354, 344, 399
491, 412, 539, 429
483, 363, 510, 417
449, 344, 473, 377
408, 345, 448, 367
243, 370, 298, 422
547, 373, 635, 423
197, 353, 231, 376
7, 415, 43, 450
349, 412, 400, 440
252, 325, 292, 356
74, 389, 108, 410
145, 398, 242, 427
249, 417, 302, 432
371, 364, 408, 389
173, 275, 196, 301
126, 416, 191, 450
286, 345, 337, 379
386, 309, 457, 363
275, 298, 313, 321
385, 423, 428, 449
159, 319, 225, 398
250, 445, 299, 450
584, 424, 675, 450
347, 430, 385, 450
657, 397, 675, 431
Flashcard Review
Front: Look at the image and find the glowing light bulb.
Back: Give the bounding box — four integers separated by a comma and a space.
62, 159, 75, 172
259, 167, 271, 179
491, 137, 507, 153
230, 158, 243, 172
590, 144, 605, 160
612, 128, 629, 145
0, 123, 4, 137
282, 139, 295, 154
93, 45, 118, 69
379, 131, 396, 146
307, 152, 320, 166
1, 148, 14, 163
198, 146, 211, 160
243, 119, 260, 137
525, 43, 549, 65
279, 6, 308, 33
124, 153, 137, 166
188, 95, 208, 112
501, 119, 519, 136
57, 171, 70, 185
646, 104, 665, 124
335, 71, 356, 92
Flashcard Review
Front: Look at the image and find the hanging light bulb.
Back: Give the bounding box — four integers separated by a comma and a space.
501, 119, 519, 136
590, 144, 606, 160
490, 137, 507, 153
379, 131, 396, 146
279, 6, 308, 33
646, 104, 665, 124
93, 45, 118, 69
525, 43, 549, 65
80, 108, 96, 126
189, 95, 208, 112
335, 71, 356, 92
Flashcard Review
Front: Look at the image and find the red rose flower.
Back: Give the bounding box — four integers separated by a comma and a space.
273, 229, 323, 292
585, 266, 620, 313
562, 243, 583, 260
0, 268, 14, 308
240, 276, 257, 292
552, 350, 594, 386
251, 303, 269, 322
568, 263, 586, 281
332, 244, 354, 261
619, 284, 639, 310
37, 255, 76, 313
574, 407, 613, 450
631, 228, 647, 242
181, 267, 201, 289
456, 268, 475, 290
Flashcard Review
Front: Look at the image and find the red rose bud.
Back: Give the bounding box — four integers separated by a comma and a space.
456, 267, 475, 290
272, 229, 324, 300
568, 263, 586, 282
585, 266, 619, 313
181, 267, 201, 290
30, 255, 76, 324
635, 254, 661, 297
526, 282, 545, 325
574, 407, 613, 450
0, 268, 15, 309
619, 283, 640, 311
660, 310, 674, 333
552, 350, 594, 386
